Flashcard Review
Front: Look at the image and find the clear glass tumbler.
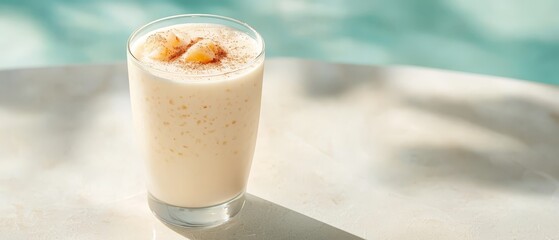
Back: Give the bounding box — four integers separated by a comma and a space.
126, 14, 264, 227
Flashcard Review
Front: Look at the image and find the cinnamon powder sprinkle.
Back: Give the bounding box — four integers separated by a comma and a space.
136, 24, 260, 78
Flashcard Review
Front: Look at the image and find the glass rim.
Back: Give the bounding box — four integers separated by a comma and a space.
127, 14, 265, 78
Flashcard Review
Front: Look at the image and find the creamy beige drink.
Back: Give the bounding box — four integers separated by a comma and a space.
127, 15, 264, 226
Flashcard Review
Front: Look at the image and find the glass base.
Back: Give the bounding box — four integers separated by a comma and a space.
148, 193, 245, 228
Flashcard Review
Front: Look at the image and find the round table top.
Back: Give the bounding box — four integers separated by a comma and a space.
1, 58, 559, 239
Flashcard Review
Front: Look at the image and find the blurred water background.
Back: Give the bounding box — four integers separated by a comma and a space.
0, 0, 558, 84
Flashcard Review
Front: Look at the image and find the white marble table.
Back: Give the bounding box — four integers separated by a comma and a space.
1, 59, 559, 239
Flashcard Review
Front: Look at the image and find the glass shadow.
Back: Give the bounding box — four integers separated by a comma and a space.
162, 194, 364, 240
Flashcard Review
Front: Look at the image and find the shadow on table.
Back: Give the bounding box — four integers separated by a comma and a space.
299, 61, 387, 98
0, 64, 128, 168
270, 59, 559, 195
384, 95, 559, 195
162, 194, 363, 240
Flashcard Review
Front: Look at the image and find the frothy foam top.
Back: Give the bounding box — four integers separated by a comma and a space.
131, 24, 261, 78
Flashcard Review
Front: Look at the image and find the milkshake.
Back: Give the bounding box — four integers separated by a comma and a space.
127, 15, 264, 227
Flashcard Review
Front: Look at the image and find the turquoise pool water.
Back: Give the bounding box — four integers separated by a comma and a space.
1, 0, 558, 85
